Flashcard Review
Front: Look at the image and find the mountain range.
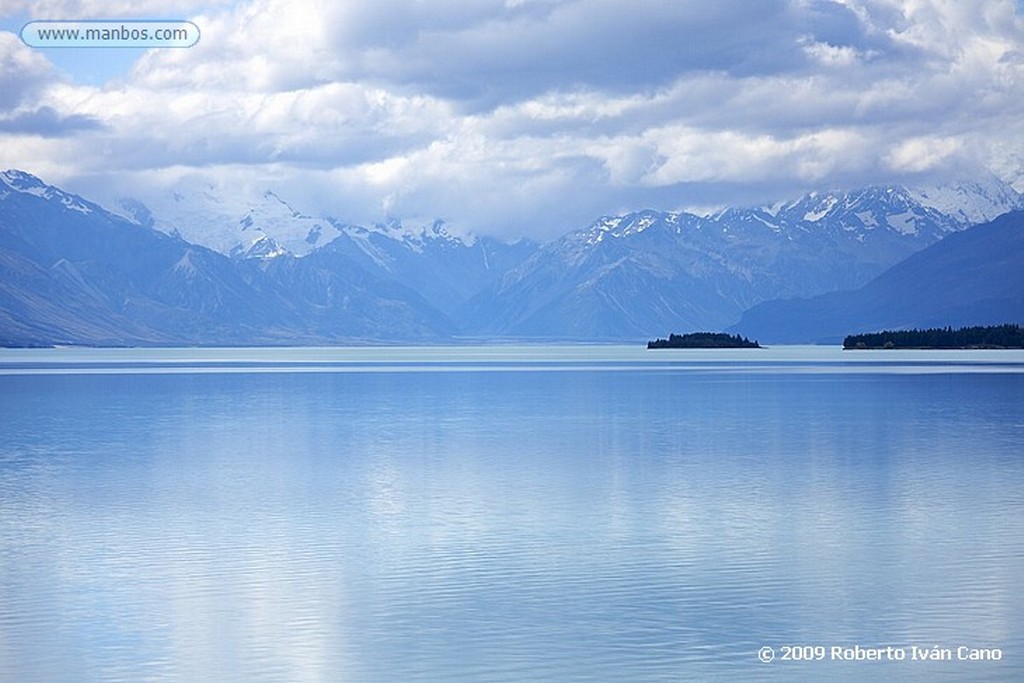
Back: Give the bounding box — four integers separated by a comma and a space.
0, 170, 453, 345
730, 209, 1024, 344
1, 168, 1022, 346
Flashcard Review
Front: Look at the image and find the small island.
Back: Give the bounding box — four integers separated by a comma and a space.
843, 324, 1024, 350
647, 332, 761, 349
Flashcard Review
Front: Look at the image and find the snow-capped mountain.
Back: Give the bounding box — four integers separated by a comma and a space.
731, 210, 1024, 343
2, 169, 1021, 345
117, 180, 341, 259
120, 180, 506, 263
906, 175, 1024, 226
119, 183, 539, 317
458, 181, 1024, 339
0, 171, 454, 345
1, 169, 101, 216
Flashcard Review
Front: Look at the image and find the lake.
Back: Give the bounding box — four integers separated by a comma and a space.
1, 345, 1022, 682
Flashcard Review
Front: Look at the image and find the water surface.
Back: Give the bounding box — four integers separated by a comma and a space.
1, 346, 1022, 681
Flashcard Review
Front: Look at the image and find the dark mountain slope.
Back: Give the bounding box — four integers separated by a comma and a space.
730, 210, 1024, 343
0, 171, 451, 345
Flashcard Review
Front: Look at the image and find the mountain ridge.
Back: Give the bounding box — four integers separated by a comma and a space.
2, 169, 1022, 346
0, 171, 455, 346
730, 210, 1024, 343
456, 181, 1023, 340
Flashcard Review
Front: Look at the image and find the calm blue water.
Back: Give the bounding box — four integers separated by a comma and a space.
1, 345, 1022, 682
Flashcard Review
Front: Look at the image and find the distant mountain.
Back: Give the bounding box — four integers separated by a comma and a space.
905, 176, 1024, 225
119, 184, 540, 318
320, 220, 539, 319
116, 180, 340, 259
3, 169, 1022, 346
0, 170, 453, 345
458, 182, 1024, 340
730, 210, 1024, 344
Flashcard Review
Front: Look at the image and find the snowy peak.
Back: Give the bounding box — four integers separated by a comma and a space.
122, 178, 486, 262
119, 180, 342, 260
364, 218, 476, 251
577, 209, 691, 247
1, 169, 97, 215
747, 184, 961, 240
763, 178, 1024, 235
1, 169, 48, 193
234, 234, 288, 260
907, 176, 1024, 225
798, 192, 840, 222
111, 174, 1022, 268
3, 168, 1020, 345
477, 177, 1019, 340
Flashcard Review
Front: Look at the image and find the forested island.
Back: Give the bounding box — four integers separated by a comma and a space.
647, 332, 761, 349
843, 324, 1024, 350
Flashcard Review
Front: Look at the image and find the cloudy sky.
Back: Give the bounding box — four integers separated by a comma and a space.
2, 0, 1024, 239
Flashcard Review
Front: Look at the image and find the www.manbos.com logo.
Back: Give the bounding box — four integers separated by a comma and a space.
21, 20, 200, 48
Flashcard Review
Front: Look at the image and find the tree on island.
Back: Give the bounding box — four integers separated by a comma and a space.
843, 324, 1024, 349
648, 332, 761, 349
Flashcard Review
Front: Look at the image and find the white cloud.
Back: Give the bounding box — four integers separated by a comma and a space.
0, 33, 58, 107
799, 35, 877, 66
0, 0, 229, 20
885, 136, 965, 172
2, 0, 1024, 241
